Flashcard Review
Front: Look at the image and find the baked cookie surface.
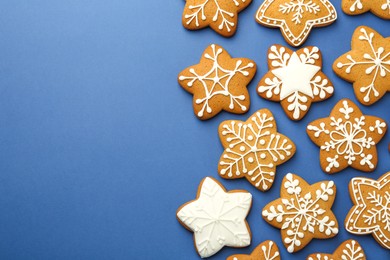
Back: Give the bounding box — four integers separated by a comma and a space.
227, 240, 280, 260
307, 239, 366, 260
341, 0, 390, 19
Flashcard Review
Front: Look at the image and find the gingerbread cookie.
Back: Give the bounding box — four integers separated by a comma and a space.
333, 26, 390, 105
257, 45, 334, 120
178, 44, 257, 120
307, 239, 366, 260
227, 240, 280, 260
345, 171, 390, 250
341, 0, 390, 19
262, 173, 338, 253
307, 99, 387, 174
177, 177, 252, 258
182, 0, 252, 37
255, 0, 337, 47
218, 109, 296, 191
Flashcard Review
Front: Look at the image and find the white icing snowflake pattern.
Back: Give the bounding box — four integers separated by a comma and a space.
177, 177, 252, 258
258, 45, 333, 120
218, 109, 295, 191
342, 0, 390, 18
227, 240, 280, 260
262, 173, 338, 253
279, 0, 321, 24
307, 239, 366, 260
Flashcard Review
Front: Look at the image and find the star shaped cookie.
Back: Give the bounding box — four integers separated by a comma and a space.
258, 45, 334, 120
262, 173, 338, 253
178, 44, 257, 120
218, 109, 296, 191
333, 26, 390, 105
176, 177, 252, 258
227, 240, 280, 260
307, 99, 387, 174
345, 171, 390, 250
182, 0, 252, 37
307, 239, 366, 260
255, 0, 337, 46
341, 0, 390, 19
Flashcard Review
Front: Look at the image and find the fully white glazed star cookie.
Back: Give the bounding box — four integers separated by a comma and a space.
177, 177, 252, 258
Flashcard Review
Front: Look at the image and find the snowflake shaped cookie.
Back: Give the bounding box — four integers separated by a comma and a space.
227, 240, 280, 260
307, 239, 366, 260
333, 26, 390, 105
307, 99, 387, 174
258, 45, 334, 120
218, 109, 296, 191
178, 44, 257, 120
341, 0, 390, 19
255, 0, 337, 46
182, 0, 252, 37
176, 177, 252, 258
262, 173, 338, 253
345, 171, 390, 250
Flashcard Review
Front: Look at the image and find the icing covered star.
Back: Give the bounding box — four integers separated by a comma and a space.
218, 109, 296, 191
307, 239, 366, 260
258, 45, 334, 120
182, 0, 252, 37
345, 171, 390, 250
176, 177, 252, 258
342, 0, 390, 19
227, 240, 280, 260
307, 99, 387, 174
255, 0, 337, 46
333, 26, 390, 105
178, 44, 257, 120
262, 173, 338, 253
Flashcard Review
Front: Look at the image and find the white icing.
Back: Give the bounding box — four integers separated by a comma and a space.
345, 172, 390, 250
255, 0, 337, 46
345, 0, 390, 14
262, 173, 338, 253
177, 177, 252, 258
307, 240, 365, 260
229, 240, 280, 260
261, 241, 280, 260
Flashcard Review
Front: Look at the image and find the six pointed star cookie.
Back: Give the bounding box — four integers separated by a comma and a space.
258, 45, 334, 120
345, 171, 390, 250
176, 177, 252, 258
262, 173, 339, 253
342, 0, 390, 19
307, 99, 387, 174
307, 239, 366, 260
178, 44, 257, 120
255, 0, 337, 46
218, 109, 296, 191
333, 26, 390, 105
227, 240, 280, 260
182, 0, 252, 37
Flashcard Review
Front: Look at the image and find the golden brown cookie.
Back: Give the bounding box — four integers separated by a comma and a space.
333, 26, 390, 105
255, 0, 337, 47
178, 44, 257, 120
345, 171, 390, 250
176, 177, 252, 258
257, 44, 334, 121
307, 98, 387, 174
227, 240, 280, 260
341, 0, 390, 19
307, 239, 366, 260
218, 109, 296, 191
182, 0, 252, 37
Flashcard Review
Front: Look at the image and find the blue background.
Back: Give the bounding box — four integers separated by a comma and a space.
0, 0, 389, 259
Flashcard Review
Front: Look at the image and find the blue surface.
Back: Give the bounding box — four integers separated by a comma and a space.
0, 1, 389, 259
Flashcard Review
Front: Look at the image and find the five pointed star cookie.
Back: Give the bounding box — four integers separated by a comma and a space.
345, 171, 390, 250
227, 240, 280, 260
307, 99, 387, 174
178, 44, 257, 120
258, 45, 334, 121
342, 0, 390, 19
176, 177, 252, 258
262, 173, 339, 253
333, 26, 390, 105
307, 239, 366, 260
218, 109, 296, 191
255, 0, 337, 46
182, 0, 252, 37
